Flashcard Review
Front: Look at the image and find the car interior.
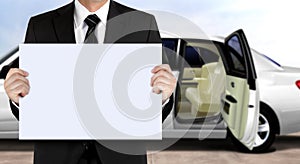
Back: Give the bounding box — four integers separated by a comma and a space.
163, 36, 257, 146
163, 39, 227, 123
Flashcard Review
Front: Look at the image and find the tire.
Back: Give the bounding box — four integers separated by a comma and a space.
228, 108, 276, 153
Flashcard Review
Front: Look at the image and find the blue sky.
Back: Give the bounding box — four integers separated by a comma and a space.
0, 0, 69, 56
117, 0, 300, 67
1, 0, 299, 67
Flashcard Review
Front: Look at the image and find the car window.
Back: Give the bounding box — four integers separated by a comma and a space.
184, 46, 204, 67
184, 44, 220, 66
223, 36, 247, 78
162, 39, 178, 52
162, 39, 180, 70
0, 48, 18, 79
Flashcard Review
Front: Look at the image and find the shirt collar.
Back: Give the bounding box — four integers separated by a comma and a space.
74, 0, 110, 28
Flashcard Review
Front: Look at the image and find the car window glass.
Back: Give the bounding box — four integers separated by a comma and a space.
162, 39, 178, 52
225, 36, 246, 78
184, 46, 204, 67
162, 39, 179, 70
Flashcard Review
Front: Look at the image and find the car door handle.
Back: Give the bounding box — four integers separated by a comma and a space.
225, 95, 237, 103
231, 82, 235, 88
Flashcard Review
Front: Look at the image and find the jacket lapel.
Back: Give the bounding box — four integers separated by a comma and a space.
53, 2, 76, 43
52, 1, 126, 43
104, 1, 127, 43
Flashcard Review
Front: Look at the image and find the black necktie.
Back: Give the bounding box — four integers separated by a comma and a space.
84, 14, 100, 43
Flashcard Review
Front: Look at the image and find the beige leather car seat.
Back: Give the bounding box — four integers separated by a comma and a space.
185, 61, 225, 117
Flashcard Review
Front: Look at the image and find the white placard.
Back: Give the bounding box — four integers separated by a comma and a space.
19, 44, 162, 140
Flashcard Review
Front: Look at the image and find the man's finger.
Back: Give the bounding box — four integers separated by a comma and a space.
13, 84, 30, 97
7, 68, 29, 78
152, 82, 172, 101
152, 85, 163, 94
151, 64, 172, 74
152, 76, 172, 86
5, 73, 30, 88
8, 84, 30, 104
6, 80, 30, 92
151, 70, 174, 86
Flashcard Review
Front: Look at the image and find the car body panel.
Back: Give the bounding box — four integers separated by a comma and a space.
255, 68, 300, 134
0, 79, 18, 138
0, 50, 19, 138
251, 49, 300, 135
162, 129, 227, 139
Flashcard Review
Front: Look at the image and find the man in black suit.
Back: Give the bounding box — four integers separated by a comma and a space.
3, 0, 176, 163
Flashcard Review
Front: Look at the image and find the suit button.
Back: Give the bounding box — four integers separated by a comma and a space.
83, 142, 89, 150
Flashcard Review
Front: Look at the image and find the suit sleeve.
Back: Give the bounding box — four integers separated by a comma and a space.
7, 18, 36, 120
147, 16, 175, 122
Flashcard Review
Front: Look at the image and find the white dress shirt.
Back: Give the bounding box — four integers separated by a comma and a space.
74, 0, 110, 43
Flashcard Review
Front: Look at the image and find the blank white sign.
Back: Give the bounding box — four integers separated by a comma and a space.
19, 44, 162, 140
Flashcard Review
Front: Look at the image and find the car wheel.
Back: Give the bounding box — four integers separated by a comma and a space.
228, 109, 276, 153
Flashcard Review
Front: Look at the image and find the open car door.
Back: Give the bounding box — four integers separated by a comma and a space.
220, 29, 259, 150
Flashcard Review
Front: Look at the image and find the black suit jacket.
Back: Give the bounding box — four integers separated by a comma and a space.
9, 0, 173, 121
5, 1, 174, 164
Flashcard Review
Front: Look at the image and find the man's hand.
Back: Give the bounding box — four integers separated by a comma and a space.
151, 64, 176, 104
4, 68, 30, 104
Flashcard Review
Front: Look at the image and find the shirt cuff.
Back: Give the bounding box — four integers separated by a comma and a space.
11, 100, 20, 110
162, 98, 170, 108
